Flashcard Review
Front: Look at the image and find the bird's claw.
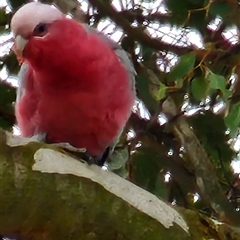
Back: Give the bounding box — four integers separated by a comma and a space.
51, 142, 86, 153
30, 133, 47, 142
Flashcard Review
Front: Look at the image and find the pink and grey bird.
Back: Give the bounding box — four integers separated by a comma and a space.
11, 2, 135, 165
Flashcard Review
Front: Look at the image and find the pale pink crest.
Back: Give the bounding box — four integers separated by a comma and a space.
11, 2, 64, 38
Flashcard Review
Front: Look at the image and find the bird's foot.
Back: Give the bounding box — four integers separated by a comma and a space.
66, 147, 110, 167
84, 147, 110, 167
24, 134, 105, 166
50, 142, 86, 153
28, 134, 86, 154
30, 133, 47, 142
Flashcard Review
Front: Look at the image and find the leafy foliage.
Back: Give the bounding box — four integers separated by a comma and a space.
167, 52, 196, 82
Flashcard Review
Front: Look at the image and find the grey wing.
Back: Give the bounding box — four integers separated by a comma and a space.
83, 24, 136, 92
16, 62, 28, 102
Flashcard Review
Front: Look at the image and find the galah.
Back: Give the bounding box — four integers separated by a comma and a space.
10, 2, 135, 165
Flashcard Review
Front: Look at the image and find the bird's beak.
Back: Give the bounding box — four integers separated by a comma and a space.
12, 35, 28, 63
15, 35, 28, 52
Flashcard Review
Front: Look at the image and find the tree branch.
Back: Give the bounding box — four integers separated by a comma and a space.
162, 97, 240, 226
1, 128, 240, 240
87, 0, 193, 55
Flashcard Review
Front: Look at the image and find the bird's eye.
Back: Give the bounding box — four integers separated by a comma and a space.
33, 23, 48, 37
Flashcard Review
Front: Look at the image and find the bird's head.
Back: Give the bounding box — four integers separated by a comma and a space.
11, 2, 64, 64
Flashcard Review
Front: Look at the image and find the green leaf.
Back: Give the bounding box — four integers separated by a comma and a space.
0, 81, 16, 106
208, 71, 231, 99
154, 174, 169, 201
154, 83, 167, 101
142, 46, 154, 62
166, 0, 209, 26
0, 8, 11, 28
168, 52, 196, 82
209, 2, 233, 19
120, 36, 134, 52
0, 116, 13, 130
166, 0, 190, 12
4, 53, 20, 74
136, 73, 158, 111
0, 81, 16, 128
108, 147, 129, 170
9, 0, 31, 9
187, 112, 236, 180
147, 69, 167, 101
187, 0, 208, 4
225, 102, 240, 134
188, 10, 208, 31
191, 76, 209, 101
209, 72, 225, 90
132, 148, 163, 195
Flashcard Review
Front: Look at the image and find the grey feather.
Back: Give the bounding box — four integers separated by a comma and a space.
16, 62, 28, 102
